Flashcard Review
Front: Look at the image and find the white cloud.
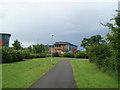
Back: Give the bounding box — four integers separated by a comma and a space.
9, 39, 35, 47
21, 41, 35, 47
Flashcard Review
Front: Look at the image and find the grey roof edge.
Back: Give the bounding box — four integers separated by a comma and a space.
0, 33, 11, 37
54, 42, 78, 47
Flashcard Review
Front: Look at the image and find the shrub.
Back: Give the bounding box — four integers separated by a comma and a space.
75, 51, 88, 58
22, 50, 31, 59
39, 53, 46, 58
2, 47, 24, 63
87, 44, 112, 69
2, 47, 47, 63
16, 50, 24, 61
30, 53, 46, 58
63, 52, 74, 58
30, 53, 39, 58
46, 54, 51, 57
53, 52, 59, 57
10, 49, 18, 61
2, 47, 12, 63
30, 53, 36, 58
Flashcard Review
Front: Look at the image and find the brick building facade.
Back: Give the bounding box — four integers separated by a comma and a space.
47, 42, 77, 54
0, 33, 11, 47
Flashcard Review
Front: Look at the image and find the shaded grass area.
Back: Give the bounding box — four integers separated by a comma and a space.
2, 58, 60, 88
71, 59, 118, 88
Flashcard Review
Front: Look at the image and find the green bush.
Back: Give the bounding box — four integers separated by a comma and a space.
30, 53, 36, 58
2, 47, 12, 63
75, 51, 88, 58
63, 52, 74, 58
22, 50, 31, 59
2, 47, 47, 63
103, 58, 117, 71
10, 50, 18, 61
30, 53, 39, 58
39, 53, 46, 58
30, 53, 46, 58
2, 47, 24, 63
46, 54, 51, 57
87, 44, 112, 69
53, 52, 59, 57
16, 50, 24, 61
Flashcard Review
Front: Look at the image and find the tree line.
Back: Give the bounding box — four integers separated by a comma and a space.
2, 40, 49, 63
80, 11, 120, 71
2, 39, 88, 63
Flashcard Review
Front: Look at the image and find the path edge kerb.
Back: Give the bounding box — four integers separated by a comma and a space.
69, 59, 78, 88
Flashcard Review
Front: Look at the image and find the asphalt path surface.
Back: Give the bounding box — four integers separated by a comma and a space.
29, 59, 77, 88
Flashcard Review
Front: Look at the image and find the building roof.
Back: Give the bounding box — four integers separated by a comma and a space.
54, 42, 77, 47
54, 42, 71, 45
46, 45, 53, 46
0, 33, 11, 37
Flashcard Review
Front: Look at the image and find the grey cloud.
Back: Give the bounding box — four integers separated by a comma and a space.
1, 2, 117, 49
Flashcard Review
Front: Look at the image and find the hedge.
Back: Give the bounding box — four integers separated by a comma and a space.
2, 47, 24, 63
63, 52, 74, 58
46, 54, 51, 57
53, 52, 59, 57
2, 47, 46, 63
86, 44, 118, 71
75, 51, 88, 58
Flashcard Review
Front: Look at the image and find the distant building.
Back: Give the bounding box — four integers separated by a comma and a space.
0, 33, 11, 47
47, 42, 77, 54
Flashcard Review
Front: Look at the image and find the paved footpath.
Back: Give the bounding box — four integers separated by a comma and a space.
29, 59, 77, 88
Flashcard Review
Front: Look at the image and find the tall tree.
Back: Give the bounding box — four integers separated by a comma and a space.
28, 45, 33, 52
33, 44, 48, 53
104, 12, 120, 50
12, 40, 22, 50
81, 35, 106, 49
103, 10, 120, 71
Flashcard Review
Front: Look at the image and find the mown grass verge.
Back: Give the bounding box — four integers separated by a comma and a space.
2, 58, 60, 88
71, 59, 118, 88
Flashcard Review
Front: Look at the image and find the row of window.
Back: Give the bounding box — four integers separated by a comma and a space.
54, 49, 61, 50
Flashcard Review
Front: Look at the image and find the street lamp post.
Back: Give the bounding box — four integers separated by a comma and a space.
51, 35, 54, 64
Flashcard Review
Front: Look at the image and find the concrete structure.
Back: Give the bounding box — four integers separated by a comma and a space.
0, 33, 11, 47
47, 42, 77, 54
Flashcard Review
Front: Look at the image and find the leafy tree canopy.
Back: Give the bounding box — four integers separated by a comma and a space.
32, 44, 48, 53
81, 35, 106, 48
12, 40, 22, 50
103, 11, 120, 50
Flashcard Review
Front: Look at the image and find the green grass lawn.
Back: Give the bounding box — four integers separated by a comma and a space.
71, 59, 118, 88
2, 58, 60, 88
0, 64, 2, 90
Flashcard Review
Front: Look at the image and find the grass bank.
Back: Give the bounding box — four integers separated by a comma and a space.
2, 58, 60, 88
71, 59, 118, 88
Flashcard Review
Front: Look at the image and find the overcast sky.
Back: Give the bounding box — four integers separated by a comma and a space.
0, 0, 119, 50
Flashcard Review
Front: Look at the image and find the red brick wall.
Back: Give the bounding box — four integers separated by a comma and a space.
48, 45, 67, 54
0, 39, 4, 47
48, 45, 77, 54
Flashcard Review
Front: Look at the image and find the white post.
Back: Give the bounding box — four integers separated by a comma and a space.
51, 35, 54, 64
